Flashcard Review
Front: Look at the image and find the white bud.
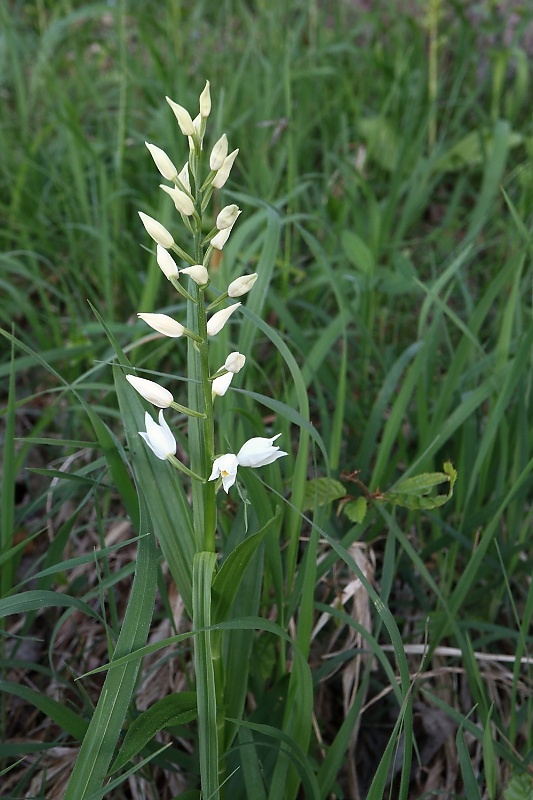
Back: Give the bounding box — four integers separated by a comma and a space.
199, 80, 211, 118
211, 225, 236, 250
224, 352, 246, 373
212, 371, 233, 397
178, 162, 191, 193
210, 134, 228, 171
138, 313, 185, 338
212, 149, 239, 189
207, 302, 241, 336
181, 264, 209, 286
156, 245, 179, 279
166, 96, 195, 135
216, 204, 241, 230
138, 212, 174, 249
228, 272, 258, 297
160, 184, 195, 216
145, 142, 177, 181
126, 375, 173, 408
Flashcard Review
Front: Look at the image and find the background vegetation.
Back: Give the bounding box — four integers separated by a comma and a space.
1, 1, 532, 798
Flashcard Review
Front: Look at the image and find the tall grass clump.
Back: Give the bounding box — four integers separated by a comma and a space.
1, 1, 533, 798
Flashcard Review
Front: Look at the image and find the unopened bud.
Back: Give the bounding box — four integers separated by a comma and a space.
126, 375, 173, 408
138, 313, 185, 338
212, 149, 239, 189
224, 352, 246, 373
160, 185, 195, 216
199, 80, 211, 118
181, 264, 209, 286
156, 245, 179, 279
207, 302, 241, 336
166, 96, 195, 135
145, 142, 177, 181
212, 372, 233, 397
178, 162, 191, 193
216, 204, 241, 230
138, 212, 174, 249
210, 133, 228, 171
228, 272, 258, 298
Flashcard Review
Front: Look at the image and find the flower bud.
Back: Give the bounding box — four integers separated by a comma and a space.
145, 142, 177, 181
207, 302, 241, 336
138, 313, 185, 338
216, 204, 241, 230
126, 375, 173, 408
210, 134, 228, 171
138, 212, 174, 249
160, 185, 195, 216
211, 227, 233, 251
156, 245, 179, 279
228, 272, 258, 297
199, 80, 211, 118
178, 162, 191, 193
166, 96, 195, 135
181, 264, 209, 286
224, 352, 246, 373
212, 149, 239, 189
188, 115, 202, 151
237, 434, 287, 468
212, 371, 233, 397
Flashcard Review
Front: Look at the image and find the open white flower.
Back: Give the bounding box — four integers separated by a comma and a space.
126, 375, 173, 408
139, 410, 176, 460
138, 313, 185, 338
206, 302, 241, 336
209, 434, 287, 493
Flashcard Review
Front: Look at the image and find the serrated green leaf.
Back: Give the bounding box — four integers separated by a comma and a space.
302, 478, 345, 511
342, 497, 367, 524
503, 771, 533, 800
109, 692, 197, 774
384, 461, 457, 510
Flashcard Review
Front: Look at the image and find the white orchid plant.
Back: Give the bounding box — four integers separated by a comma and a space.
118, 82, 288, 800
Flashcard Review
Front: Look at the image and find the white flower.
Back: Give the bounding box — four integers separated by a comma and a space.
209, 434, 287, 493
166, 96, 195, 135
224, 351, 246, 373
181, 264, 209, 286
160, 184, 195, 216
206, 302, 241, 336
156, 245, 179, 279
139, 410, 176, 460
126, 375, 173, 408
236, 434, 287, 467
228, 273, 258, 297
199, 80, 211, 118
145, 142, 177, 181
212, 149, 239, 189
211, 226, 233, 250
216, 204, 241, 230
212, 371, 233, 397
210, 133, 228, 171
138, 212, 174, 249
138, 313, 185, 338
209, 453, 239, 493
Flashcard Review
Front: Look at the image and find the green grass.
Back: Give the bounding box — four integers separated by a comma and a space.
1, 0, 533, 798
